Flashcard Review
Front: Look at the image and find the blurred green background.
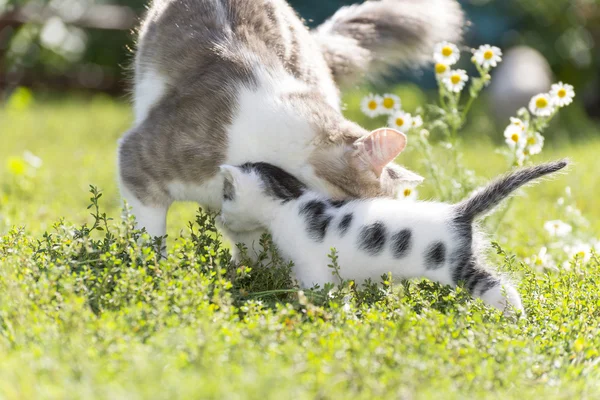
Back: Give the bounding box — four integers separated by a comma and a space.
1, 0, 598, 104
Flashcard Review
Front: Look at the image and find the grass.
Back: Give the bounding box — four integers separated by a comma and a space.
1, 92, 600, 399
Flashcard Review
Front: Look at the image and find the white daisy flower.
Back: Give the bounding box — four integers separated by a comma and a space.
550, 82, 575, 107
565, 242, 593, 263
514, 147, 528, 166
397, 183, 418, 201
565, 186, 572, 197
434, 42, 460, 65
381, 93, 401, 113
387, 111, 413, 132
434, 62, 450, 77
411, 115, 423, 129
503, 122, 526, 149
529, 93, 555, 117
361, 94, 384, 118
544, 220, 573, 238
474, 45, 502, 69
443, 69, 468, 93
526, 132, 545, 155
527, 247, 556, 270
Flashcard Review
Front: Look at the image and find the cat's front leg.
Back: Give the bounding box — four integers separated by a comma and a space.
119, 178, 170, 255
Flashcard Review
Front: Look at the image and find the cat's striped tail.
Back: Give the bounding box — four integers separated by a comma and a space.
312, 0, 464, 87
454, 159, 569, 222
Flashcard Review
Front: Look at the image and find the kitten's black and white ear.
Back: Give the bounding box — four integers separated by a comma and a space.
353, 128, 408, 176
388, 165, 425, 185
219, 165, 240, 200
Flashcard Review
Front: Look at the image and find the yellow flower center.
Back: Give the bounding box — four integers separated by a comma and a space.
451, 74, 461, 84
403, 188, 412, 197
383, 97, 395, 109
558, 88, 567, 98
442, 46, 453, 57
527, 137, 536, 145
368, 100, 377, 110
535, 97, 548, 108
511, 133, 520, 142
435, 63, 447, 74
576, 251, 586, 258
535, 258, 543, 266
7, 157, 26, 176
396, 118, 405, 127
523, 149, 530, 156
483, 50, 494, 60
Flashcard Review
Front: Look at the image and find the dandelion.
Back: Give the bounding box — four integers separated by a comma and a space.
529, 93, 555, 117
474, 45, 502, 69
550, 82, 575, 107
434, 62, 450, 77
443, 69, 468, 93
361, 94, 384, 118
544, 220, 572, 237
397, 183, 417, 201
526, 132, 545, 155
387, 111, 413, 132
411, 115, 423, 129
381, 93, 401, 112
434, 42, 460, 65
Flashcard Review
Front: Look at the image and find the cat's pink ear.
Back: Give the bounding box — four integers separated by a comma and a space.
353, 128, 407, 176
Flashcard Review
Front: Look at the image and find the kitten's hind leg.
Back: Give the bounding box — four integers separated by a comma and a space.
454, 259, 524, 314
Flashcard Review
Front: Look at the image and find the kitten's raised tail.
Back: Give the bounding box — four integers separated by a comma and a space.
312, 0, 464, 87
455, 160, 569, 222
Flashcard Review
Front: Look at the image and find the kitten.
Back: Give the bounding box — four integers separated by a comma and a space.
117, 0, 463, 256
217, 159, 569, 313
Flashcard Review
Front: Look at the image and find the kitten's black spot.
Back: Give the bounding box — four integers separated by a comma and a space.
425, 241, 446, 270
329, 199, 348, 208
240, 162, 306, 202
387, 168, 399, 179
359, 222, 387, 256
223, 178, 235, 201
300, 200, 332, 242
338, 213, 353, 236
391, 229, 412, 259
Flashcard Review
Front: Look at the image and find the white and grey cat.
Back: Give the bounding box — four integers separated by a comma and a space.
218, 156, 568, 313
118, 0, 464, 256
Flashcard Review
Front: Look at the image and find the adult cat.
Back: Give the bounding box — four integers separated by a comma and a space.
118, 0, 464, 255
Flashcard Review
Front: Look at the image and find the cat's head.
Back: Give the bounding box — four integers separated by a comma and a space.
218, 162, 307, 232
308, 128, 424, 199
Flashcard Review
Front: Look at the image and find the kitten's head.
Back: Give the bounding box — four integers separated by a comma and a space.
218, 162, 307, 232
309, 128, 424, 199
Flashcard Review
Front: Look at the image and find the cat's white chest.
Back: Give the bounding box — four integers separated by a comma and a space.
225, 71, 318, 181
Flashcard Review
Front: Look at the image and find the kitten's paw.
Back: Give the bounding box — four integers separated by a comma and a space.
481, 283, 525, 317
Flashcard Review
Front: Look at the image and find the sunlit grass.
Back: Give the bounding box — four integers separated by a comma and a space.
1, 94, 600, 399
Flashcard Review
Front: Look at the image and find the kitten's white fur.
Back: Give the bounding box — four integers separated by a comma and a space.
219, 166, 524, 314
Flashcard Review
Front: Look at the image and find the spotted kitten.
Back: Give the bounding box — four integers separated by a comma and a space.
218, 159, 569, 313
